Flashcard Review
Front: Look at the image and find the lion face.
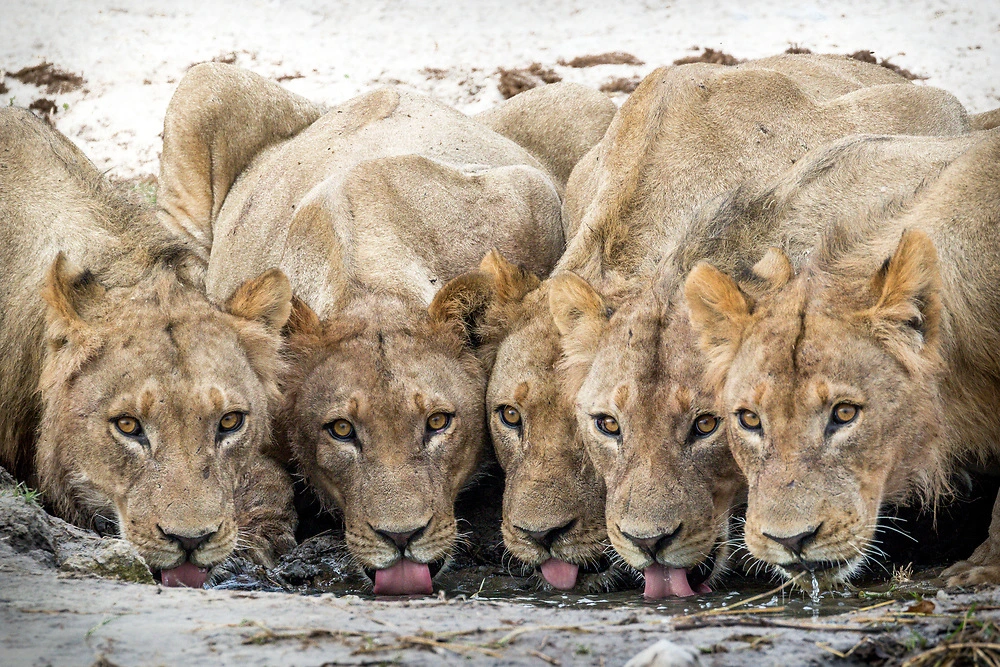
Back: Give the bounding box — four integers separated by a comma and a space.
487, 288, 614, 592
283, 295, 486, 593
551, 274, 743, 597
37, 257, 292, 586
686, 236, 946, 585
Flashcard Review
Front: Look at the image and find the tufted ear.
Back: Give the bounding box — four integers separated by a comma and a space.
548, 272, 610, 375
41, 252, 106, 350
751, 247, 794, 289
479, 248, 541, 304
224, 268, 293, 331
684, 262, 754, 388
284, 295, 323, 339
429, 271, 496, 352
863, 229, 941, 356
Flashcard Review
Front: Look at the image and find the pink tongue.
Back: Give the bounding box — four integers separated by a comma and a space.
539, 559, 579, 590
373, 559, 433, 596
643, 564, 701, 598
160, 562, 209, 588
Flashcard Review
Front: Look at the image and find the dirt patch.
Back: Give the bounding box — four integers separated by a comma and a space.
847, 49, 927, 80
274, 72, 303, 82
600, 76, 641, 94
421, 66, 449, 80
674, 47, 742, 66
496, 63, 562, 99
9, 63, 85, 94
28, 98, 58, 117
559, 51, 644, 67
0, 80, 8, 95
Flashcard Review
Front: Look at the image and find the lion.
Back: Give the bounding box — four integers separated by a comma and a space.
683, 128, 1000, 587
0, 106, 298, 587
156, 64, 613, 594
468, 53, 973, 596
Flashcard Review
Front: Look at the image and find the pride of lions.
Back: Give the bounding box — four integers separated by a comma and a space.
2, 53, 999, 598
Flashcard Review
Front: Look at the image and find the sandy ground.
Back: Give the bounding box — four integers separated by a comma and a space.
5, 487, 1000, 667
1, 0, 998, 178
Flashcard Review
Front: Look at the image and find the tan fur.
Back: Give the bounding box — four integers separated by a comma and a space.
685, 129, 1000, 586
157, 64, 566, 578
482, 53, 972, 590
0, 107, 297, 571
475, 82, 617, 199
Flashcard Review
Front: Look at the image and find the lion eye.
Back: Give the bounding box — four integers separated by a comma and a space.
427, 412, 452, 432
737, 410, 762, 431
595, 415, 620, 436
831, 403, 859, 425
114, 416, 143, 437
325, 419, 356, 441
693, 414, 719, 437
498, 405, 522, 428
218, 411, 245, 433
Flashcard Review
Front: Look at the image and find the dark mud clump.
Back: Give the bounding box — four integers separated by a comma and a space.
28, 98, 58, 118
784, 46, 926, 80
846, 49, 927, 80
600, 76, 642, 94
674, 48, 742, 66
421, 66, 449, 80
497, 63, 562, 99
559, 52, 644, 67
0, 80, 8, 95
10, 63, 85, 94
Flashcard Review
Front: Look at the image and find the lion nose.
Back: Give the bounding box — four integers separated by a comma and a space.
620, 524, 682, 559
160, 527, 216, 554
517, 519, 577, 550
763, 525, 821, 556
375, 523, 429, 552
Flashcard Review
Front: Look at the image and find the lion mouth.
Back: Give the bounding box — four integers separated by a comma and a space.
364, 558, 445, 596
643, 544, 718, 599
156, 561, 211, 588
535, 552, 613, 590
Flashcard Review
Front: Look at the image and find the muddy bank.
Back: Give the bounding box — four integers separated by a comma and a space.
5, 482, 1000, 666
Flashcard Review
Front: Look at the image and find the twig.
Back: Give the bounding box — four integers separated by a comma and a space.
495, 624, 598, 646
676, 574, 803, 622
528, 649, 561, 665
901, 642, 1000, 667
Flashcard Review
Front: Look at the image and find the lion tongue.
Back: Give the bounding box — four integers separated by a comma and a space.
373, 559, 433, 596
643, 564, 696, 598
539, 559, 579, 590
160, 562, 209, 589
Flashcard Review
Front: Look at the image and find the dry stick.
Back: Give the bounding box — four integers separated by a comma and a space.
527, 649, 562, 665
901, 642, 1000, 667
496, 623, 599, 646
396, 635, 503, 658
855, 600, 898, 613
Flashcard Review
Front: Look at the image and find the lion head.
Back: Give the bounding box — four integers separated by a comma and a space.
36, 254, 295, 587
549, 271, 745, 598
280, 277, 506, 596
465, 252, 627, 592
685, 235, 948, 585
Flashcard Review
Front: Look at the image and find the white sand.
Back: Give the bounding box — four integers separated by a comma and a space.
2, 0, 997, 178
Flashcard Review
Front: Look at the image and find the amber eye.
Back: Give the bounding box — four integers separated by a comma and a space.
738, 410, 762, 430
693, 414, 719, 437
218, 411, 245, 433
498, 405, 522, 428
326, 419, 356, 440
831, 403, 859, 425
595, 415, 620, 436
114, 416, 143, 437
427, 412, 452, 432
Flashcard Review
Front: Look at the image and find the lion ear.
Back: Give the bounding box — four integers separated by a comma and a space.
865, 229, 941, 350
548, 272, 610, 374
684, 262, 753, 385
224, 268, 293, 331
284, 295, 323, 339
429, 271, 496, 353
42, 252, 106, 349
751, 248, 793, 289
479, 249, 541, 304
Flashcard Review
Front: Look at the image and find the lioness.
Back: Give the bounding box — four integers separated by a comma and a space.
684, 128, 1000, 586
0, 107, 297, 588
156, 64, 608, 594
478, 53, 971, 596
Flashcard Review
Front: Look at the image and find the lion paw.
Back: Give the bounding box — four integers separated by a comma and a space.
943, 560, 1000, 587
